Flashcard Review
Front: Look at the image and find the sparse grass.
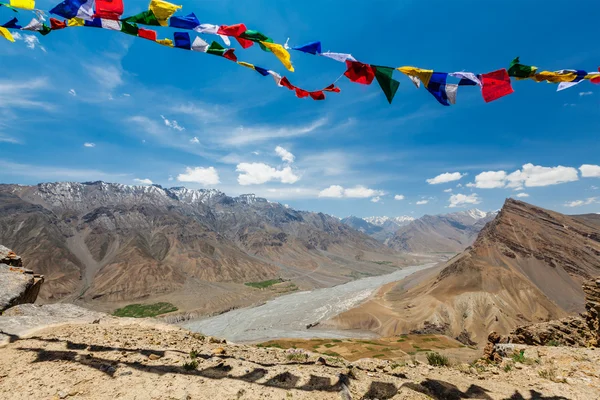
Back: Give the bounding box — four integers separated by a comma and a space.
312, 344, 321, 349
511, 350, 538, 365
547, 340, 560, 347
503, 362, 514, 372
323, 351, 341, 357
324, 343, 335, 348
396, 339, 405, 343
357, 340, 380, 345
422, 337, 440, 342
538, 368, 558, 381
331, 339, 342, 343
286, 353, 308, 362
112, 302, 178, 318
371, 261, 394, 265
373, 354, 385, 358
426, 352, 450, 367
244, 279, 283, 289
189, 349, 200, 359
182, 360, 198, 371
390, 362, 405, 369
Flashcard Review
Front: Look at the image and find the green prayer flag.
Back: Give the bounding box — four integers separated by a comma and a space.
206, 41, 226, 57
508, 57, 538, 78
239, 30, 274, 52
373, 66, 400, 104
122, 10, 160, 26
39, 24, 52, 36
121, 20, 139, 36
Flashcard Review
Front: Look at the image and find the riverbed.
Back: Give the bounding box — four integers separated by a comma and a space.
182, 263, 436, 342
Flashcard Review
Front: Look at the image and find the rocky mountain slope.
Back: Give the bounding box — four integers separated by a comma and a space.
387, 209, 497, 253
328, 200, 600, 343
0, 182, 404, 311
341, 216, 414, 242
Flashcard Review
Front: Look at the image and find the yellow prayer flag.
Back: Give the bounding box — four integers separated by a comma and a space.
532, 71, 578, 83
0, 27, 15, 43
9, 0, 34, 9
260, 41, 294, 72
149, 0, 182, 27
397, 66, 433, 88
237, 62, 256, 70
67, 18, 85, 27
156, 38, 174, 47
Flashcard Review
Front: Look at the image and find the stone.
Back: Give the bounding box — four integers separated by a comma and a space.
0, 262, 44, 313
212, 347, 226, 356
148, 354, 161, 360
315, 357, 327, 365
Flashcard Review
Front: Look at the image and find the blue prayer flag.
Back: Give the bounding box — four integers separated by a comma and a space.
169, 13, 200, 30
174, 32, 191, 50
292, 41, 322, 55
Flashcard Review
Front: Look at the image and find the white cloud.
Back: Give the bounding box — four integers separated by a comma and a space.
426, 172, 465, 185
86, 64, 123, 91
515, 193, 530, 198
275, 146, 295, 164
12, 32, 46, 52
236, 163, 300, 185
580, 164, 600, 178
0, 160, 127, 181
579, 91, 593, 96
123, 93, 131, 97
83, 142, 96, 148
565, 197, 597, 207
68, 89, 77, 96
221, 118, 327, 146
0, 78, 53, 111
318, 185, 384, 199
370, 196, 381, 203
133, 178, 153, 185
161, 115, 185, 131
177, 167, 220, 185
0, 135, 19, 144
416, 200, 429, 205
444, 188, 453, 193
449, 193, 481, 208
252, 151, 260, 155
190, 137, 200, 144
469, 164, 579, 189
394, 194, 405, 200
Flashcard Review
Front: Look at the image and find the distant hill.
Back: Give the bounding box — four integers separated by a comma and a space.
0, 182, 405, 312
341, 215, 414, 242
387, 209, 497, 253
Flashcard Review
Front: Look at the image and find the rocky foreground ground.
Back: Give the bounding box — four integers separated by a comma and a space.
0, 317, 599, 400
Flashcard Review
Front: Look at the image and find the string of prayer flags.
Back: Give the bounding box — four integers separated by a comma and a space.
373, 66, 400, 104
50, 0, 95, 21
532, 70, 583, 83
149, 0, 181, 26
557, 70, 588, 91
260, 41, 294, 71
589, 68, 600, 84
292, 41, 322, 55
508, 57, 538, 79
94, 0, 123, 20
206, 40, 237, 61
481, 69, 514, 103
344, 61, 375, 85
22, 17, 51, 35
278, 76, 340, 100
236, 61, 269, 77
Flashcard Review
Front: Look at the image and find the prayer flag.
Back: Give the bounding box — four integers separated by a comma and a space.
237, 61, 255, 70
138, 27, 157, 41
309, 91, 325, 100
94, 0, 123, 20
260, 41, 294, 72
320, 52, 356, 63
0, 26, 14, 42
450, 72, 482, 86
532, 70, 579, 83
508, 57, 537, 79
174, 31, 191, 50
373, 66, 400, 104
50, 0, 95, 21
324, 84, 341, 93
149, 0, 181, 27
9, 0, 34, 9
169, 12, 199, 30
67, 17, 85, 26
397, 66, 433, 88
194, 24, 231, 46
120, 20, 139, 36
589, 68, 600, 84
84, 18, 102, 27
2, 17, 21, 29
156, 38, 173, 47
292, 41, 321, 55
557, 70, 587, 91
50, 18, 67, 30
217, 24, 252, 48
22, 18, 43, 31
279, 77, 295, 90
481, 69, 514, 103
344, 61, 375, 85
254, 66, 270, 76
123, 10, 159, 26
295, 88, 309, 98
446, 84, 458, 105
101, 18, 121, 30
191, 36, 208, 52
425, 72, 451, 106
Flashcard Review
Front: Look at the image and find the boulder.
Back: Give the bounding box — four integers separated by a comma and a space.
583, 277, 600, 347
0, 245, 22, 268
0, 246, 44, 313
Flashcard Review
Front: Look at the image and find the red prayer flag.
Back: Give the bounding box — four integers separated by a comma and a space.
481, 69, 514, 103
138, 28, 157, 41
280, 77, 295, 91
323, 84, 341, 93
344, 61, 375, 85
235, 37, 254, 49
94, 0, 124, 20
591, 68, 600, 84
223, 49, 237, 62
295, 88, 309, 98
50, 18, 67, 30
217, 24, 247, 37
309, 91, 325, 100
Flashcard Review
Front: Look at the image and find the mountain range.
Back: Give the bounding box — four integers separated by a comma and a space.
328, 199, 600, 343
0, 182, 412, 312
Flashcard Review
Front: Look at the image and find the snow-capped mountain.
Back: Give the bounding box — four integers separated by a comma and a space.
364, 216, 415, 226
341, 215, 415, 242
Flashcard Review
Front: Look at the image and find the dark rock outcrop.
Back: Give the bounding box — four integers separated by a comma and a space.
583, 278, 600, 346
0, 246, 44, 313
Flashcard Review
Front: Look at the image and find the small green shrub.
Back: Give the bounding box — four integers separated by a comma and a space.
286, 353, 308, 362
324, 343, 335, 348
426, 352, 450, 367
373, 354, 385, 358
503, 362, 513, 372
547, 340, 560, 347
112, 302, 178, 318
183, 360, 198, 371
189, 349, 199, 359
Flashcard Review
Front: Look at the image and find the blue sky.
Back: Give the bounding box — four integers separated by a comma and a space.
1, 0, 599, 218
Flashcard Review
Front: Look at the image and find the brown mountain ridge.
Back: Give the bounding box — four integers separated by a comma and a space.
327, 199, 600, 343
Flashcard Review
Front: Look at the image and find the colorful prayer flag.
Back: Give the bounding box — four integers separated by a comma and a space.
450, 72, 482, 86
191, 36, 208, 52
9, 0, 34, 9
94, 0, 124, 20
123, 10, 159, 26
344, 61, 375, 85
50, 0, 95, 21
2, 17, 21, 29
508, 57, 538, 79
292, 41, 321, 55
0, 26, 14, 42
481, 69, 514, 103
169, 12, 199, 30
557, 70, 587, 91
425, 72, 452, 106
174, 31, 191, 50
120, 20, 139, 36
310, 91, 325, 100
532, 70, 579, 83
260, 41, 294, 72
373, 66, 400, 104
149, 0, 181, 27
320, 52, 356, 63
67, 17, 85, 27
138, 27, 157, 41
156, 38, 173, 47
50, 18, 67, 30
397, 66, 433, 88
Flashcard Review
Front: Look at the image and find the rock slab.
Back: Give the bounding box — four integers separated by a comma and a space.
0, 246, 44, 313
